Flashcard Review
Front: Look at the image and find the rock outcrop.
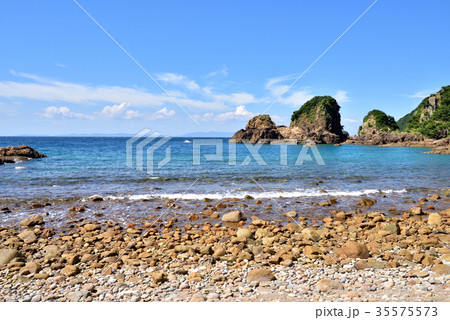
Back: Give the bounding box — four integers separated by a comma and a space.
285, 96, 347, 144
397, 85, 450, 139
230, 96, 347, 144
0, 145, 46, 164
346, 110, 423, 145
230, 115, 283, 143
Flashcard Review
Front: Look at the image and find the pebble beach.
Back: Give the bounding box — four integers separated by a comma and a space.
1, 193, 449, 302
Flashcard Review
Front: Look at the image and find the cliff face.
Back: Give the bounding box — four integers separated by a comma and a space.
230, 115, 283, 143
397, 86, 450, 139
284, 96, 346, 144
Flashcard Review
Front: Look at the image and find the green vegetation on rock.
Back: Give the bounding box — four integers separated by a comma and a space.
397, 86, 450, 139
358, 109, 399, 134
291, 96, 339, 124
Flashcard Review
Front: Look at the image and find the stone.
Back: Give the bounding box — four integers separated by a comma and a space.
431, 264, 450, 275
336, 241, 369, 259
84, 224, 100, 232
427, 213, 442, 226
151, 272, 167, 284
66, 291, 88, 302
247, 268, 275, 283
286, 210, 297, 218
0, 249, 19, 266
354, 260, 369, 270
316, 279, 344, 292
236, 228, 252, 239
187, 272, 203, 282
383, 223, 400, 235
357, 198, 376, 207
304, 246, 321, 259
429, 194, 441, 200
18, 230, 37, 244
410, 206, 423, 215
301, 228, 320, 242
222, 210, 246, 223
24, 262, 41, 274
61, 265, 80, 277
19, 214, 44, 227
285, 223, 301, 233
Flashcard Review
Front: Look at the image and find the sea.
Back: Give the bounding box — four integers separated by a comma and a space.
0, 136, 449, 228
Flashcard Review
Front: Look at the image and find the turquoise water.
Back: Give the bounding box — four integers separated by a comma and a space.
0, 136, 448, 201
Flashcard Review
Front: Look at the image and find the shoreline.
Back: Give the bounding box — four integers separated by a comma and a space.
1, 192, 449, 302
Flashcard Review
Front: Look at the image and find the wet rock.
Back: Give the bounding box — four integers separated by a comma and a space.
19, 214, 44, 227
286, 210, 297, 218
222, 210, 246, 223
357, 198, 377, 207
247, 268, 276, 283
84, 224, 100, 232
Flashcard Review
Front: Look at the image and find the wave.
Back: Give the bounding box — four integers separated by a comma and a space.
14, 166, 26, 170
104, 188, 407, 201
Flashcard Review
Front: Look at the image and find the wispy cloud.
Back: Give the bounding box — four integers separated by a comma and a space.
206, 66, 228, 78
156, 72, 200, 91
194, 105, 254, 122
407, 90, 436, 99
334, 90, 350, 103
41, 106, 90, 119
55, 63, 66, 68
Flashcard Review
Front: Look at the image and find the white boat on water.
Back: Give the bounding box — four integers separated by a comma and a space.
184, 140, 191, 143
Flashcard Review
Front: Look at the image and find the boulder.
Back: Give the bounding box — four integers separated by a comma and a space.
427, 213, 442, 226
0, 249, 20, 266
18, 230, 37, 244
236, 228, 253, 239
247, 268, 276, 283
222, 210, 246, 223
336, 241, 369, 259
61, 265, 80, 277
19, 214, 44, 227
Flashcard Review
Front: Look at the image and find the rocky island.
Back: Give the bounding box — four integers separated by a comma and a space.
230, 96, 347, 144
0, 145, 46, 165
230, 87, 449, 153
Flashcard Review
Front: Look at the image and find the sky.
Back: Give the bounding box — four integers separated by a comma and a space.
1, 0, 449, 136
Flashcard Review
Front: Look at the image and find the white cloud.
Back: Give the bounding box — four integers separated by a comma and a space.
212, 105, 254, 122
98, 103, 142, 119
334, 90, 350, 103
156, 72, 200, 91
211, 92, 258, 105
41, 106, 88, 119
206, 67, 228, 78
280, 90, 314, 108
153, 107, 176, 119
55, 63, 66, 68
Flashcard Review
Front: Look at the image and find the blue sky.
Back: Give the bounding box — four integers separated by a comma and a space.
1, 0, 449, 136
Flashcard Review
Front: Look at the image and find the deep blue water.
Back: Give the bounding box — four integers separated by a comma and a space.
0, 136, 449, 201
